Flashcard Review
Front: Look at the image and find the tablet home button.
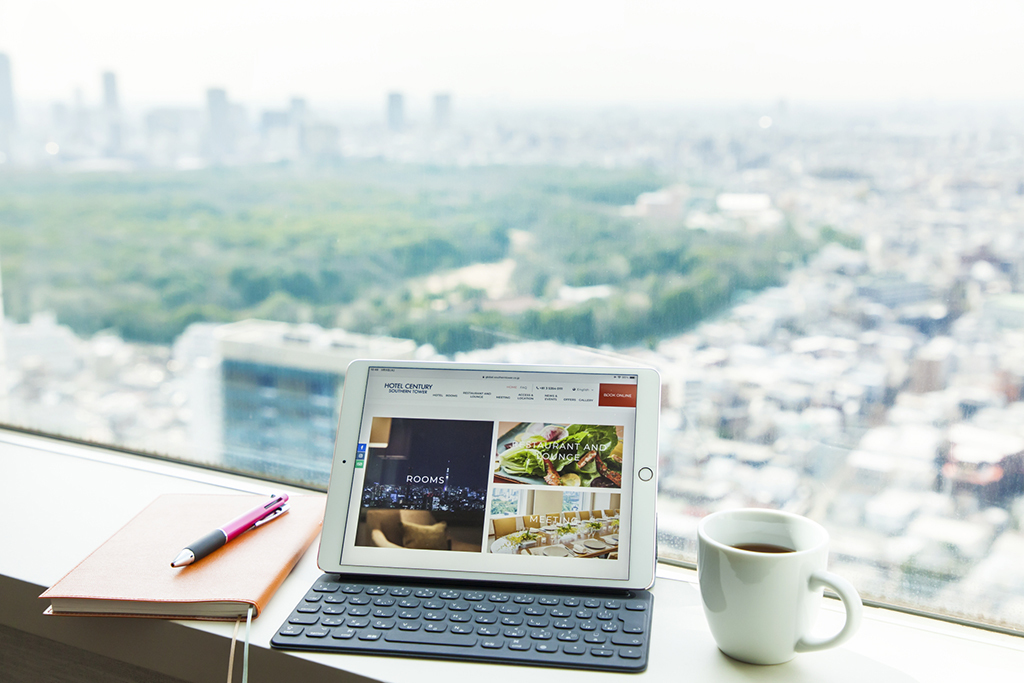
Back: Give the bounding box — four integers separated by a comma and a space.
638, 467, 653, 481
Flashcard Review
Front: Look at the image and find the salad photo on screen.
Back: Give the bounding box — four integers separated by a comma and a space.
493, 422, 624, 489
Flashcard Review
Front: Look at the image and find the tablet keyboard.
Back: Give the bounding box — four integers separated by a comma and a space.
271, 574, 654, 673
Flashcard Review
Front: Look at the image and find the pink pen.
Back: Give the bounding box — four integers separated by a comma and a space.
171, 493, 290, 567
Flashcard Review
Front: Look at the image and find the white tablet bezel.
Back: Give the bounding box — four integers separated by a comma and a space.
317, 359, 660, 591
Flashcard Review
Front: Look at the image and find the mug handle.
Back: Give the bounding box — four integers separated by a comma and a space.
795, 570, 863, 653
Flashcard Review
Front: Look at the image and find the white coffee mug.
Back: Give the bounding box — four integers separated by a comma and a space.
697, 508, 862, 665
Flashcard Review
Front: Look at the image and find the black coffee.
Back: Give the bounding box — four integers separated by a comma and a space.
732, 542, 795, 554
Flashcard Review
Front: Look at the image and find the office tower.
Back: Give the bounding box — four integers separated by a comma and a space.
102, 71, 119, 111
0, 53, 14, 158
215, 320, 417, 484
206, 87, 233, 162
433, 93, 451, 129
0, 53, 14, 128
289, 97, 307, 126
101, 71, 121, 155
387, 92, 404, 131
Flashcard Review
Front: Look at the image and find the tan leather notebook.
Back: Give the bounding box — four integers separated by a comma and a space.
40, 493, 325, 620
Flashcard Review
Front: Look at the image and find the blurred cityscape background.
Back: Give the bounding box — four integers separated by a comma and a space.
2, 1, 1024, 635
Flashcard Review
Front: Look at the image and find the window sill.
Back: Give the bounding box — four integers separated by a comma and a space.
1, 429, 1021, 682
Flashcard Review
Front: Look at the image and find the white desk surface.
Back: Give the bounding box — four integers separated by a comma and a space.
2, 430, 1022, 683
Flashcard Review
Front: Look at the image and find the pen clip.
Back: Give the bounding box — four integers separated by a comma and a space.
252, 504, 290, 529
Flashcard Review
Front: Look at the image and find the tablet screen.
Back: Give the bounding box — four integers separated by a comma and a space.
330, 363, 652, 584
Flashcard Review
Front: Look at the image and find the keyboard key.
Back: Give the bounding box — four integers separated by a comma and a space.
618, 647, 643, 659
439, 590, 461, 599
451, 624, 473, 634
346, 618, 369, 628
538, 596, 560, 605
625, 601, 648, 611
499, 604, 521, 614
513, 595, 535, 604
612, 634, 645, 647
398, 598, 421, 608
556, 631, 579, 642
553, 619, 576, 629
348, 595, 371, 605
530, 629, 553, 640
348, 607, 370, 617
424, 623, 448, 633
323, 605, 346, 615
397, 621, 421, 631
472, 603, 495, 613
501, 615, 524, 626
477, 625, 500, 636
372, 619, 395, 630
303, 593, 323, 603
488, 593, 510, 603
313, 581, 339, 593
321, 617, 345, 627
622, 622, 646, 634
604, 600, 622, 609
474, 614, 497, 624
550, 607, 574, 618
504, 627, 526, 638
341, 585, 363, 594
481, 639, 503, 649
576, 609, 593, 619
398, 610, 422, 620
465, 591, 486, 601
414, 589, 436, 598
385, 631, 479, 648
578, 620, 598, 631
596, 610, 615, 620
423, 600, 445, 610
524, 606, 546, 616
584, 632, 607, 644
527, 617, 550, 628
563, 598, 580, 607
331, 628, 356, 640
365, 586, 388, 596
373, 607, 396, 618
324, 595, 346, 604
288, 614, 319, 625
297, 604, 321, 614
601, 622, 620, 632
535, 642, 558, 653
306, 627, 330, 638
449, 613, 471, 623
424, 612, 445, 621
390, 587, 412, 597
591, 648, 615, 657
563, 643, 587, 655
507, 639, 531, 651
449, 601, 470, 612
373, 597, 396, 607
358, 631, 382, 641
584, 598, 602, 608
278, 625, 304, 637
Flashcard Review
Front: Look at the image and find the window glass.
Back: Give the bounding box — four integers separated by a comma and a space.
1, 2, 1023, 633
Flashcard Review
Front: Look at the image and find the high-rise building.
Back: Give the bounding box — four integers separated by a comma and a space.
0, 52, 15, 158
101, 71, 121, 155
214, 320, 418, 484
387, 92, 404, 132
206, 87, 233, 162
102, 71, 119, 111
0, 53, 14, 129
433, 93, 451, 129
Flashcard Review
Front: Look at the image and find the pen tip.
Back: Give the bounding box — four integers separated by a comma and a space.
171, 549, 194, 567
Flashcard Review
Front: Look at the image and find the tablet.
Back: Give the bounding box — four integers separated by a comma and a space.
316, 359, 660, 591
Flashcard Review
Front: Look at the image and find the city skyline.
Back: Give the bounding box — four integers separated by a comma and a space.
1, 2, 1023, 109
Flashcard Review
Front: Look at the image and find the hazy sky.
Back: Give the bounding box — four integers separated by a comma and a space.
1, 1, 1022, 110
